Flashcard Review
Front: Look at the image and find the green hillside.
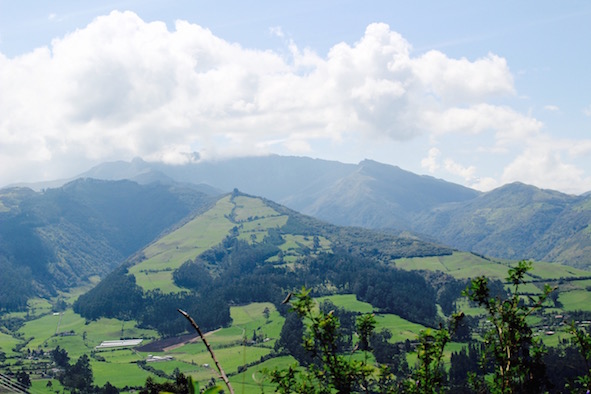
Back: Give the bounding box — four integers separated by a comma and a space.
0, 179, 214, 312
3, 183, 591, 392
413, 183, 591, 268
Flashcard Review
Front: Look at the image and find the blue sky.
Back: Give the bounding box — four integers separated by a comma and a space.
1, 1, 590, 193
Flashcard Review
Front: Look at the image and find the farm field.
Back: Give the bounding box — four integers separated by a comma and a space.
394, 252, 589, 281
2, 246, 590, 393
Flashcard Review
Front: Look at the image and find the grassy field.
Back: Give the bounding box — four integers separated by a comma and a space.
128, 196, 237, 292
394, 252, 589, 282
15, 308, 157, 363
229, 355, 297, 394
0, 331, 21, 357
373, 314, 427, 343
559, 290, 591, 311
128, 195, 300, 293
394, 252, 517, 280
315, 294, 375, 313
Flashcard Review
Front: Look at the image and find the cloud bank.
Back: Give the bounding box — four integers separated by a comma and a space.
1, 10, 590, 193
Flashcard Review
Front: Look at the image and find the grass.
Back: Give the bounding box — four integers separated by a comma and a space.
172, 345, 273, 375
229, 355, 297, 394
559, 290, 591, 311
395, 252, 590, 284
0, 331, 21, 357
315, 294, 375, 314
92, 360, 157, 388
17, 308, 156, 356
374, 314, 427, 343
232, 196, 280, 222
128, 195, 294, 293
163, 303, 285, 389
129, 196, 237, 291
394, 252, 519, 280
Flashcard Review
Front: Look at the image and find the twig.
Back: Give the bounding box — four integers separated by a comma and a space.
178, 309, 235, 394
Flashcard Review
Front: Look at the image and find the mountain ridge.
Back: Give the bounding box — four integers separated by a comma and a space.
4, 155, 591, 268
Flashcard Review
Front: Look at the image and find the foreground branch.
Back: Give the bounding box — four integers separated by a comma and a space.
178, 309, 235, 394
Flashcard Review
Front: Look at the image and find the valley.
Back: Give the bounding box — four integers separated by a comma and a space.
1, 182, 591, 392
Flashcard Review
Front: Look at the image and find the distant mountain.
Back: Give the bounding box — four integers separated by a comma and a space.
0, 179, 213, 311
8, 155, 591, 268
78, 156, 480, 228
297, 159, 479, 229
412, 183, 591, 267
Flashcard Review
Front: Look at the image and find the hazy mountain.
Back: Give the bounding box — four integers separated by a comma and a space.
412, 183, 591, 267
8, 155, 591, 268
297, 159, 480, 228
78, 156, 479, 228
0, 179, 213, 311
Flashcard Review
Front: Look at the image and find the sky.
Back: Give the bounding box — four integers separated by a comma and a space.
1, 1, 591, 194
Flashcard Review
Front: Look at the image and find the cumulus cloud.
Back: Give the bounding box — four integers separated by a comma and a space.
0, 11, 543, 185
584, 104, 591, 117
501, 137, 591, 194
421, 147, 440, 173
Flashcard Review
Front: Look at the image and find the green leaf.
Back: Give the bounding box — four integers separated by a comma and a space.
203, 384, 225, 394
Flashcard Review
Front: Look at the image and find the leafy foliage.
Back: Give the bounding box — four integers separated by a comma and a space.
463, 260, 552, 393
267, 287, 376, 393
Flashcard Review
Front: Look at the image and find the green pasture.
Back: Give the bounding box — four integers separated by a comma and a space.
17, 308, 156, 356
0, 297, 52, 321
374, 314, 427, 343
240, 215, 288, 234
538, 330, 573, 347
395, 252, 590, 285
60, 276, 102, 304
0, 331, 21, 356
43, 335, 89, 359
170, 303, 283, 353
560, 278, 591, 291
559, 290, 591, 311
505, 282, 543, 294
18, 310, 83, 349
232, 196, 281, 222
129, 196, 237, 290
526, 261, 589, 279
133, 270, 184, 293
229, 355, 297, 394
279, 234, 330, 253
172, 345, 272, 375
91, 360, 160, 388
315, 294, 375, 314
30, 379, 65, 393
99, 349, 143, 363
394, 252, 519, 280
26, 297, 53, 317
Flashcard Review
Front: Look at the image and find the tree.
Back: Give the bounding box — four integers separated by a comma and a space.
51, 345, 70, 368
463, 260, 552, 393
568, 322, 591, 392
268, 287, 460, 393
16, 370, 31, 389
60, 354, 94, 393
267, 287, 375, 393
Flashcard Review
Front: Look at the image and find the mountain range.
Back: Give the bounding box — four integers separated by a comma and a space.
12, 155, 590, 267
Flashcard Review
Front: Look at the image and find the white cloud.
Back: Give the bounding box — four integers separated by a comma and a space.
421, 147, 440, 173
501, 137, 591, 194
269, 26, 284, 38
443, 158, 476, 182
584, 104, 591, 117
544, 104, 559, 112
0, 12, 545, 185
